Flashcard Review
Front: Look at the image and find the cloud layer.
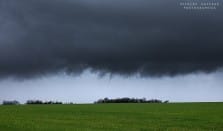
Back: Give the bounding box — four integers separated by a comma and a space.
0, 0, 223, 78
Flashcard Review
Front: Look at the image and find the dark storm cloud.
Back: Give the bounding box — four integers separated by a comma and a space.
0, 0, 223, 78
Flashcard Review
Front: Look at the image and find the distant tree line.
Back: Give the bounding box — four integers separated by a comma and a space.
1, 98, 169, 105
26, 100, 63, 104
2, 100, 20, 105
95, 98, 169, 104
1, 100, 63, 105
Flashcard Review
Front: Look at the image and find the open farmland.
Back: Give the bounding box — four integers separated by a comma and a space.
0, 103, 223, 131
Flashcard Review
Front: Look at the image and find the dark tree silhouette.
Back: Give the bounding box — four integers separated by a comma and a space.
26, 100, 62, 104
3, 100, 20, 105
94, 98, 165, 104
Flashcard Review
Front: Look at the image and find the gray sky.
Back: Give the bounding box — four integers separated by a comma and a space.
1, 70, 223, 103
0, 0, 223, 103
1, 0, 223, 78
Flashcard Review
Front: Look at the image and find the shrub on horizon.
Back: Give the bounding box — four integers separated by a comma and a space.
2, 100, 20, 105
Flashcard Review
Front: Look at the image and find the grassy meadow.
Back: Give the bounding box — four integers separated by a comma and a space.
0, 103, 223, 131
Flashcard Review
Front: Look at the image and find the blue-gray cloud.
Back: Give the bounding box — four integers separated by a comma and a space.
0, 0, 223, 78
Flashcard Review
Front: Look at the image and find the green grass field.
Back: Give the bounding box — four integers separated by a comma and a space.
0, 103, 223, 131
